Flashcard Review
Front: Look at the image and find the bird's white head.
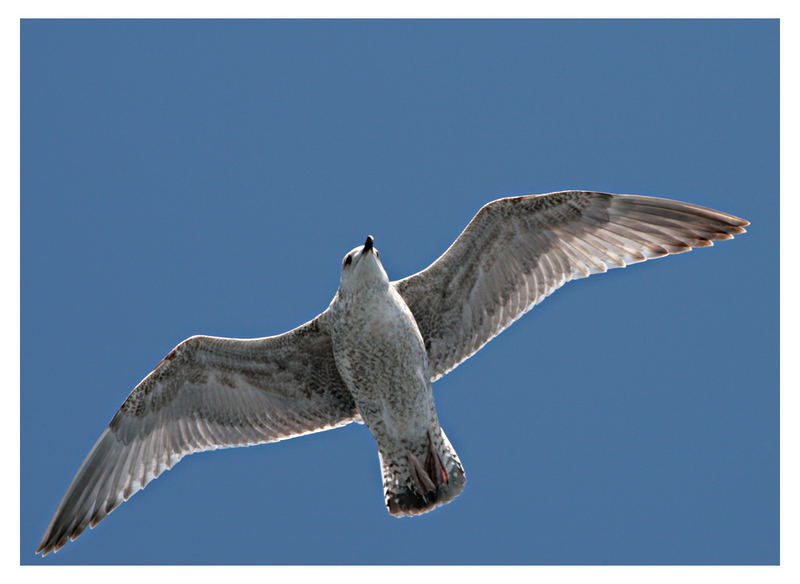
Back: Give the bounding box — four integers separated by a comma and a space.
338, 235, 389, 294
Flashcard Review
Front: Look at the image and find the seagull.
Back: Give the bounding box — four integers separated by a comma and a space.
37, 190, 748, 555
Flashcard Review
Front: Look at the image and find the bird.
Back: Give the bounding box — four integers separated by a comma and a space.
36, 190, 748, 556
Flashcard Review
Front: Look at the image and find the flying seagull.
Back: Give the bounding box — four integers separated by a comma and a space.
37, 191, 748, 555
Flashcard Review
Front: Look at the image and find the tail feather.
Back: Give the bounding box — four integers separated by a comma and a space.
381, 427, 465, 517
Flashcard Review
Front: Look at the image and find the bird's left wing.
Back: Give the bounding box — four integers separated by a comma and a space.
394, 191, 748, 381
37, 312, 357, 556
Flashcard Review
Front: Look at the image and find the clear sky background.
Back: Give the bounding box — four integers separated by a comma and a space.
21, 19, 777, 565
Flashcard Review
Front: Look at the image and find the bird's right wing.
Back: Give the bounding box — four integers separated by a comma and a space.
37, 312, 357, 556
394, 191, 748, 381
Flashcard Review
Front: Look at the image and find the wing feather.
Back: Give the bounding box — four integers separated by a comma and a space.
37, 313, 356, 556
394, 191, 748, 380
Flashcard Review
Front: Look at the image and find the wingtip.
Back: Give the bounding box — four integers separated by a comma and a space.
35, 540, 53, 557
723, 222, 748, 237
35, 536, 57, 557
724, 216, 749, 231
36, 533, 51, 556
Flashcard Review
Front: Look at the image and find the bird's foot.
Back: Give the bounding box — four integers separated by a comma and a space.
407, 431, 449, 495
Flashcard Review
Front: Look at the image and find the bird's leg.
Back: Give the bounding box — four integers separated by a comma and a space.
408, 451, 436, 494
425, 430, 449, 487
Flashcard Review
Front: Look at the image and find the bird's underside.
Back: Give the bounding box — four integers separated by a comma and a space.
37, 190, 748, 556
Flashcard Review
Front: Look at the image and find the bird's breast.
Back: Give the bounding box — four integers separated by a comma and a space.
328, 286, 431, 414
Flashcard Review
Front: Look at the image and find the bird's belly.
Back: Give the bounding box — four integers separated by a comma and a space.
331, 296, 434, 441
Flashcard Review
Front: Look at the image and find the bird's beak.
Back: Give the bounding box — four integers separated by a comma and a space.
364, 235, 374, 252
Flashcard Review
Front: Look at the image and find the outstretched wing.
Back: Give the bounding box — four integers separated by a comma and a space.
394, 191, 749, 381
37, 313, 356, 556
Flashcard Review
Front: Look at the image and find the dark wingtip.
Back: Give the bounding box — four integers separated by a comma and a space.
364, 235, 374, 251
36, 539, 55, 557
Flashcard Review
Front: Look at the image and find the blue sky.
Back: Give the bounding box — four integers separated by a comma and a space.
21, 19, 777, 565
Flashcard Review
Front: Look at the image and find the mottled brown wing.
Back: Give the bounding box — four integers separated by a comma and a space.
37, 313, 357, 556
394, 191, 749, 381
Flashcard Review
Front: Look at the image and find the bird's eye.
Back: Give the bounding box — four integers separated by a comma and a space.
344, 254, 352, 267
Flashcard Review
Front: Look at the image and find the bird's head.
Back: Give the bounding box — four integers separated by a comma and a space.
338, 235, 389, 293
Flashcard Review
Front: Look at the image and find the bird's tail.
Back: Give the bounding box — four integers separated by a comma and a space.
380, 426, 466, 517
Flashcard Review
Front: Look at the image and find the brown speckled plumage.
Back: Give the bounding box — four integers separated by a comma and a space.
37, 191, 748, 556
